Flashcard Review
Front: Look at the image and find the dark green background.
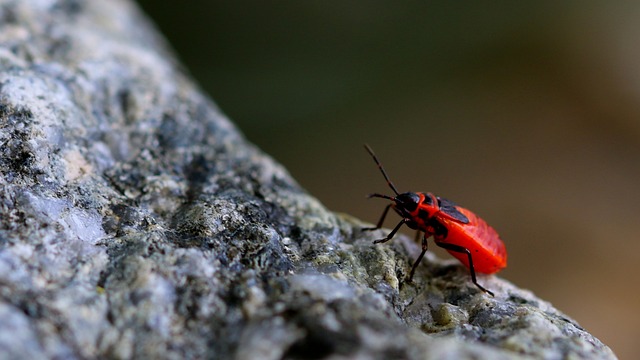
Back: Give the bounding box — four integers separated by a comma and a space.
135, 2, 640, 357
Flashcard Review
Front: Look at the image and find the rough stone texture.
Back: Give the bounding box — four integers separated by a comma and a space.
0, 1, 617, 359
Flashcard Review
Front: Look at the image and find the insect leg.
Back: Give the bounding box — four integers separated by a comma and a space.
362, 204, 391, 231
434, 241, 494, 297
408, 232, 428, 281
372, 218, 408, 244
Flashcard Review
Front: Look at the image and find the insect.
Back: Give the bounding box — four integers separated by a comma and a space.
362, 144, 507, 296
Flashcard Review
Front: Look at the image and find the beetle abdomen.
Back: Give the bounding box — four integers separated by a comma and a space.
438, 207, 507, 274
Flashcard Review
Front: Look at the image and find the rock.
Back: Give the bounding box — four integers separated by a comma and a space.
0, 1, 617, 359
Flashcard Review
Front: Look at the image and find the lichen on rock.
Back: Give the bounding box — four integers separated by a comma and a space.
0, 1, 617, 359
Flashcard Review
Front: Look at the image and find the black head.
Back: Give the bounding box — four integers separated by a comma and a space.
394, 192, 420, 215
365, 145, 422, 216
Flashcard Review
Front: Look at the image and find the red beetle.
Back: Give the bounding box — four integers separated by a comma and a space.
362, 145, 507, 296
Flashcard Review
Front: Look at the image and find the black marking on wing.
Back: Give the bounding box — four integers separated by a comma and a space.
437, 197, 469, 224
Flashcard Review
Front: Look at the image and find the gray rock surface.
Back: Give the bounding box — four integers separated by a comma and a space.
0, 1, 617, 359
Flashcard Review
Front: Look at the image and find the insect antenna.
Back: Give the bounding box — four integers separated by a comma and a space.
364, 144, 399, 195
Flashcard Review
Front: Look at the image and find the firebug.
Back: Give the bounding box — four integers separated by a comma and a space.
362, 144, 507, 296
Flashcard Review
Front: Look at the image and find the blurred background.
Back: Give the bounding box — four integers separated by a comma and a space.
136, 1, 639, 358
